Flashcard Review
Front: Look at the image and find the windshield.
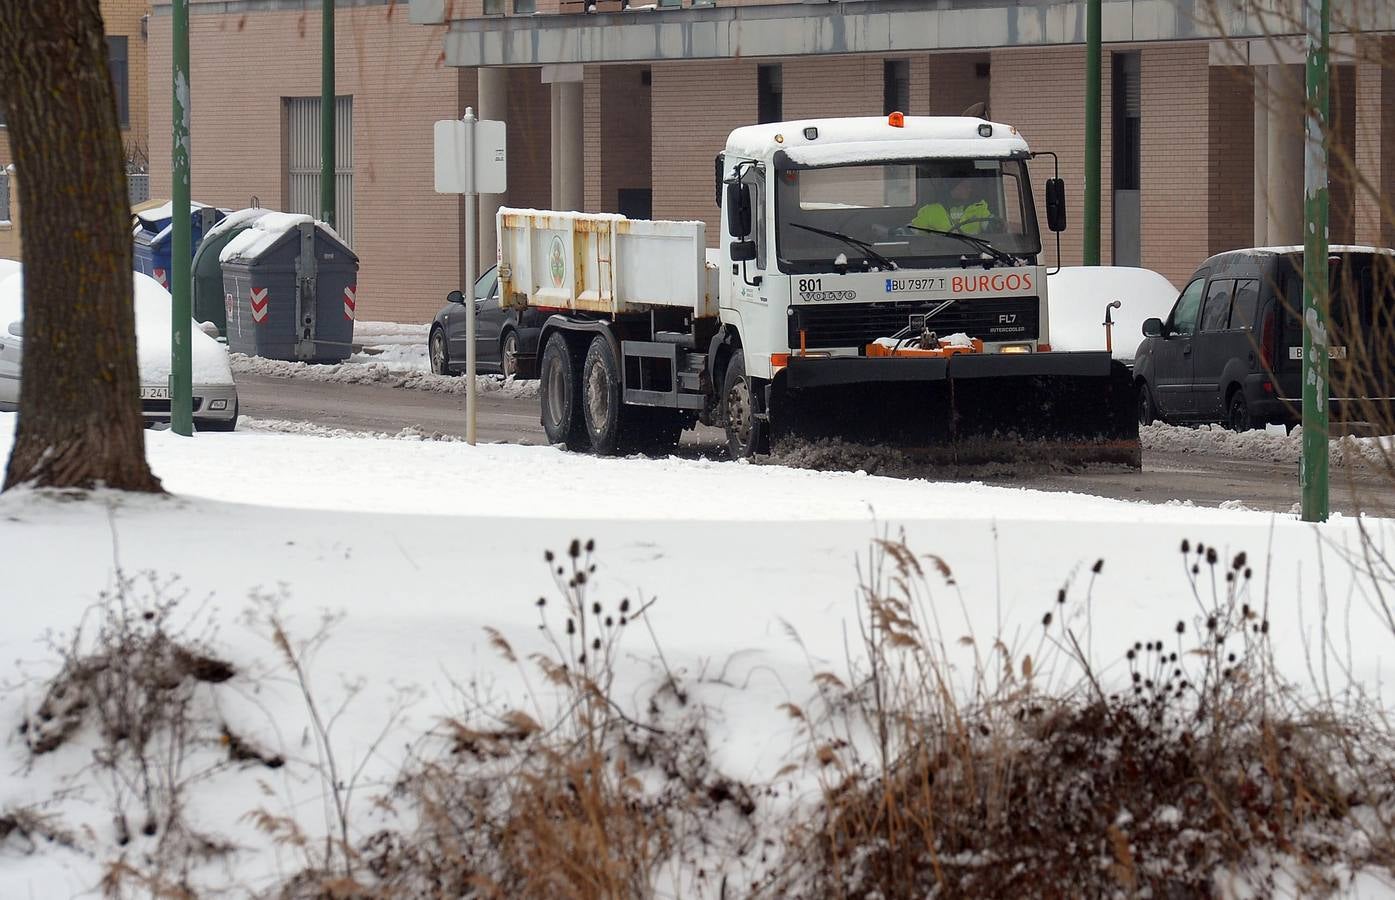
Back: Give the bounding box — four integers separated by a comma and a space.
774, 158, 1041, 273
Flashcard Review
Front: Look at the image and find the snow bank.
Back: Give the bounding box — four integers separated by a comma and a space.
230, 352, 538, 398
1047, 266, 1178, 360
0, 414, 1392, 895
1142, 422, 1392, 468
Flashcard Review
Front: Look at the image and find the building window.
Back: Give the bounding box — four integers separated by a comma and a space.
1111, 51, 1141, 266
513, 0, 536, 12
883, 59, 910, 115
483, 0, 504, 14
757, 64, 782, 125
108, 36, 129, 128
284, 95, 354, 245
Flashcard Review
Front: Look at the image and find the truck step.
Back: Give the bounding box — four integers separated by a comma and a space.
653, 331, 696, 348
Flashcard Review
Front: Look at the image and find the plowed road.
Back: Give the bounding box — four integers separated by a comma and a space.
236, 373, 1395, 517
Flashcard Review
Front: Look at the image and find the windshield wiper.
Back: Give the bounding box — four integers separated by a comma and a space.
905, 225, 1021, 268
789, 223, 899, 271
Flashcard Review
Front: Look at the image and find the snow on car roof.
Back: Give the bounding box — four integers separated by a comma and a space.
1047, 266, 1180, 362
725, 116, 1031, 162
0, 266, 232, 385
1211, 245, 1395, 260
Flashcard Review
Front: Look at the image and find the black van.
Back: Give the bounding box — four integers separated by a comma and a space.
1132, 246, 1395, 431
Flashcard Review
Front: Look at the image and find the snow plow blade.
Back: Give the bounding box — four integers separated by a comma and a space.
770, 351, 1140, 470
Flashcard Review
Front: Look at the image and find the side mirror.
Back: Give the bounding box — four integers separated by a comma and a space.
1045, 178, 1066, 233
729, 240, 758, 263
1142, 317, 1163, 338
6, 321, 20, 337
447, 289, 465, 305
726, 181, 752, 239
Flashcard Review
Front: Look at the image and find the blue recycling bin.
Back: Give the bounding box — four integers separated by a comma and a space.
132, 203, 227, 291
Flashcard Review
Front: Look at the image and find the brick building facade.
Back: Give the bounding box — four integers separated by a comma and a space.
11, 1, 1393, 323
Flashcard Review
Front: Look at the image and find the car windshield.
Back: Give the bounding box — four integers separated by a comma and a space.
774, 158, 1041, 273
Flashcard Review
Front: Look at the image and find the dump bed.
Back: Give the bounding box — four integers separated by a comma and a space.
497, 207, 718, 318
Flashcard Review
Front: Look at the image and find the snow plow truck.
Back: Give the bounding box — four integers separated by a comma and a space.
497, 114, 1140, 468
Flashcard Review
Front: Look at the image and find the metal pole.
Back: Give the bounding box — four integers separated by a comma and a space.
1301, 0, 1331, 522
320, 0, 335, 228
1083, 0, 1101, 266
171, 0, 193, 436
463, 108, 477, 446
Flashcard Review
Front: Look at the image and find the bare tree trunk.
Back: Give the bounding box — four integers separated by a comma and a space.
0, 0, 162, 493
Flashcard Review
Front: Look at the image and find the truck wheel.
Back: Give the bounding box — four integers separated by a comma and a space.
581, 334, 636, 455
540, 333, 589, 449
723, 354, 769, 459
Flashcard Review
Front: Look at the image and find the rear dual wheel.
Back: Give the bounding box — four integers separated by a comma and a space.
541, 332, 683, 455
540, 333, 590, 449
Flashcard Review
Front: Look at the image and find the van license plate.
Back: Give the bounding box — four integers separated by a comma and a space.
140, 387, 171, 400
1288, 346, 1347, 361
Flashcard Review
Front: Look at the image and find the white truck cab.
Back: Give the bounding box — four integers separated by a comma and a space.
717, 115, 1050, 381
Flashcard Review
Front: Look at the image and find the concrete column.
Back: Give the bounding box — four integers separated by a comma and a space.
477, 67, 508, 272
544, 64, 585, 212
1253, 66, 1269, 246
1265, 65, 1304, 245
557, 81, 584, 212
550, 82, 563, 208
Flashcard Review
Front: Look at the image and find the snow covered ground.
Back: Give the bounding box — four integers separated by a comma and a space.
2, 414, 1394, 895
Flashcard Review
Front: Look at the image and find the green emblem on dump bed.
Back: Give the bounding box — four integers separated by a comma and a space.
548, 235, 566, 288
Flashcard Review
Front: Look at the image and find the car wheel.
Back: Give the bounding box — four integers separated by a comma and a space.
500, 330, 519, 380
1137, 382, 1157, 426
429, 327, 451, 376
539, 332, 589, 450
723, 353, 769, 459
1227, 391, 1252, 432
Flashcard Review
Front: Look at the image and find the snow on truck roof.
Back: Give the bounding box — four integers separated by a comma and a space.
725, 116, 1031, 163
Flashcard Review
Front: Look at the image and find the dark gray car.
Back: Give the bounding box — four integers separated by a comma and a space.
429, 265, 545, 379
1133, 246, 1395, 431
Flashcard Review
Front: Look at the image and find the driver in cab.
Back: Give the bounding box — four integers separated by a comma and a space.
910, 176, 992, 235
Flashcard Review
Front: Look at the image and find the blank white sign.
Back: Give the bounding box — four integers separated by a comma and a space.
434, 118, 507, 195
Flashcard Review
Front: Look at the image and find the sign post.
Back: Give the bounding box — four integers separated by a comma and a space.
434, 108, 507, 445
1300, 0, 1331, 523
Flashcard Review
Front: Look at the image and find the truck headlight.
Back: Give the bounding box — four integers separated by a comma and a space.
999, 344, 1033, 354
210, 399, 228, 410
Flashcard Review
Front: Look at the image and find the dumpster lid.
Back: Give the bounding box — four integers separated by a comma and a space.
219, 212, 350, 263
203, 207, 273, 245
134, 199, 210, 230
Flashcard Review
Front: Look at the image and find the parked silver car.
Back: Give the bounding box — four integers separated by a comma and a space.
0, 266, 238, 429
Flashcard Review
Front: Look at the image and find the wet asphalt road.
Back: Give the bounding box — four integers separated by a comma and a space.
236, 373, 1395, 517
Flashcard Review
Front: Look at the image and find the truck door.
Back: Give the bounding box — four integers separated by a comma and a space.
1153, 277, 1205, 419
1191, 278, 1236, 420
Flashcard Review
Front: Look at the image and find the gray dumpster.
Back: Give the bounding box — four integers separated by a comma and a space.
193, 208, 270, 334
219, 213, 358, 362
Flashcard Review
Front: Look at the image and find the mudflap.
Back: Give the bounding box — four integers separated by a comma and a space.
769, 351, 1140, 470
